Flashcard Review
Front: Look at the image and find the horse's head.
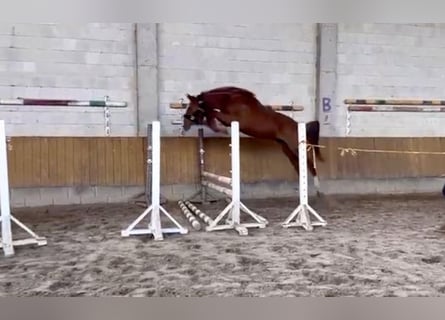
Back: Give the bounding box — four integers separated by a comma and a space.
182, 94, 206, 133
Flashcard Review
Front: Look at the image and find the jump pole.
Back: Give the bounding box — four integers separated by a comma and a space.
282, 122, 327, 231
0, 120, 47, 257
170, 102, 304, 112
121, 121, 188, 240
182, 201, 214, 226
344, 98, 445, 106
0, 97, 127, 107
178, 200, 202, 231
345, 102, 445, 135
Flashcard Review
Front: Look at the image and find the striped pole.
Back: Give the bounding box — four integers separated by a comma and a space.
0, 98, 127, 107
202, 181, 232, 197
184, 201, 214, 226
266, 105, 304, 111
169, 102, 304, 112
347, 105, 445, 112
202, 171, 232, 185
178, 201, 201, 230
345, 98, 445, 106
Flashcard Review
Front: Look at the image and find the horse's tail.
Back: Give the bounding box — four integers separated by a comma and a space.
305, 120, 324, 162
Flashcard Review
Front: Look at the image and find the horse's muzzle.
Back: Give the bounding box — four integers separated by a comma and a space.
182, 121, 192, 131
181, 121, 192, 136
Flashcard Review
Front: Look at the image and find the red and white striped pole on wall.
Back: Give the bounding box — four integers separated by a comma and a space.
0, 98, 127, 107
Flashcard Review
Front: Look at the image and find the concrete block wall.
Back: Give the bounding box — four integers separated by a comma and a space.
156, 23, 318, 136
3, 23, 445, 139
0, 23, 138, 137
333, 23, 445, 137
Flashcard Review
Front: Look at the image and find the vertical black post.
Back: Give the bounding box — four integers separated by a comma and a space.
198, 128, 206, 203
145, 123, 152, 205
186, 126, 219, 204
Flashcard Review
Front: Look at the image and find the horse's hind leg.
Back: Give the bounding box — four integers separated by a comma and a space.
278, 141, 300, 176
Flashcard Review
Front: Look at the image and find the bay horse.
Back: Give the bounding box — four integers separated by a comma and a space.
180, 86, 324, 195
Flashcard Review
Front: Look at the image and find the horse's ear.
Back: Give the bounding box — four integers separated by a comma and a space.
186, 94, 197, 102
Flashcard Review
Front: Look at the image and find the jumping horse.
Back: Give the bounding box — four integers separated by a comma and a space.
181, 86, 325, 194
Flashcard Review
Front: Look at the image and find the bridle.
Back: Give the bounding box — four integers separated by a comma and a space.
183, 100, 207, 124
183, 110, 204, 124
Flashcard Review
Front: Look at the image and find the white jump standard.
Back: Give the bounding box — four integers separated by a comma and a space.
0, 120, 47, 257
121, 121, 188, 240
190, 121, 267, 236
281, 122, 327, 231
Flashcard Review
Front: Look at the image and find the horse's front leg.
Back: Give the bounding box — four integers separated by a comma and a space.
206, 115, 228, 134
214, 112, 240, 134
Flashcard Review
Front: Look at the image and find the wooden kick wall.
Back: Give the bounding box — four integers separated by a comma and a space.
6, 136, 445, 188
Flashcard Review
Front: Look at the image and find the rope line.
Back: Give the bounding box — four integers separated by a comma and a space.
304, 142, 445, 157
